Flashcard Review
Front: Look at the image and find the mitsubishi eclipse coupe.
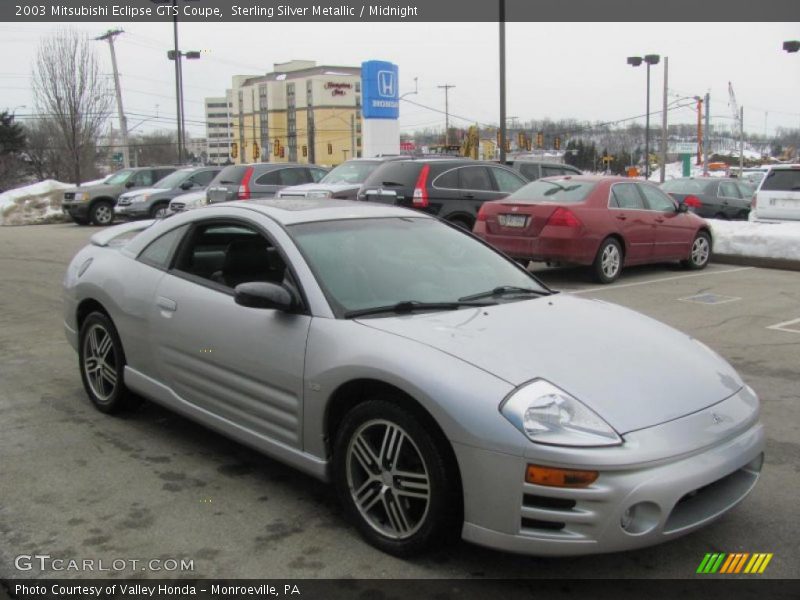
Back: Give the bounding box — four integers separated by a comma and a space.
63, 199, 764, 557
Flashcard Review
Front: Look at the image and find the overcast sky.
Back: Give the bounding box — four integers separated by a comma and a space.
2, 21, 799, 139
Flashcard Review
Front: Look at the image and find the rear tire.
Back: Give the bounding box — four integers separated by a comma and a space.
78, 312, 138, 414
681, 231, 711, 270
90, 201, 114, 226
592, 237, 623, 284
333, 398, 459, 557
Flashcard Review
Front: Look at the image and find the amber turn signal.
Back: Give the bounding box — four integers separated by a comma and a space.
526, 464, 598, 488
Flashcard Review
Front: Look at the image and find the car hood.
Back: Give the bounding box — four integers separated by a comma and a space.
357, 294, 744, 434
278, 183, 359, 196
170, 190, 206, 205
72, 183, 115, 195
120, 187, 170, 199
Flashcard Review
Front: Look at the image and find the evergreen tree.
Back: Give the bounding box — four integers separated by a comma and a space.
0, 111, 25, 155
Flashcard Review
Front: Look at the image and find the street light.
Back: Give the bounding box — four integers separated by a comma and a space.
167, 48, 201, 164
627, 53, 660, 179
783, 40, 800, 53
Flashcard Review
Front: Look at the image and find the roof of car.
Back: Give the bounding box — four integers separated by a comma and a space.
226, 198, 429, 225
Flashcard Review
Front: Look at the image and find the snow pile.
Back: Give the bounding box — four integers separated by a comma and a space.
648, 161, 728, 182
0, 178, 104, 226
710, 219, 800, 261
0, 180, 74, 226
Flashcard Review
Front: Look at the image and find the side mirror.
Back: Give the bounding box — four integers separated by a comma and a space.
125, 180, 136, 188
677, 202, 689, 213
234, 282, 295, 311
180, 180, 193, 190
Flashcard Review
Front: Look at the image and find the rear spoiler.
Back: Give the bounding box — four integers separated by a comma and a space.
90, 220, 156, 247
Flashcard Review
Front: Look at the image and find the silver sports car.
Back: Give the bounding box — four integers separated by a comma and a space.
63, 199, 764, 557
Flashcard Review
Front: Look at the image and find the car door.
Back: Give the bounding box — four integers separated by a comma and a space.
149, 217, 311, 449
250, 168, 283, 198
488, 166, 527, 197
638, 183, 694, 260
456, 165, 501, 221
607, 182, 655, 263
717, 181, 744, 218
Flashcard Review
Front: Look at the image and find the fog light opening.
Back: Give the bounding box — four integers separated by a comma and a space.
620, 501, 661, 535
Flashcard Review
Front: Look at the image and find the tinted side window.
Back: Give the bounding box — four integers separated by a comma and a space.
611, 184, 645, 209
155, 169, 175, 181
133, 170, 155, 187
279, 168, 309, 186
193, 170, 218, 187
459, 166, 493, 191
433, 168, 459, 189
541, 166, 563, 178
490, 167, 526, 193
309, 168, 327, 183
518, 164, 541, 181
255, 170, 280, 185
736, 182, 754, 197
138, 225, 188, 269
761, 170, 800, 192
718, 182, 740, 198
639, 184, 676, 211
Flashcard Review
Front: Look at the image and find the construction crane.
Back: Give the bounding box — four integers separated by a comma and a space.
728, 82, 745, 171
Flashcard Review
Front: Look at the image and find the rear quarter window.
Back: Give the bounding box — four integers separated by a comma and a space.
761, 169, 800, 192
362, 162, 423, 188
214, 165, 249, 185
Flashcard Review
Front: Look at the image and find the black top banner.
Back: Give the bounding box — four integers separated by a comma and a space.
2, 0, 799, 22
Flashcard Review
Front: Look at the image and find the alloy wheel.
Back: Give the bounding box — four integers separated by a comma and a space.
601, 243, 621, 279
692, 236, 710, 266
82, 324, 118, 402
94, 204, 113, 225
346, 419, 431, 540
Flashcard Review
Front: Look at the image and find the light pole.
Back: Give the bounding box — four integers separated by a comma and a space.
627, 54, 660, 179
437, 84, 455, 145
167, 48, 201, 164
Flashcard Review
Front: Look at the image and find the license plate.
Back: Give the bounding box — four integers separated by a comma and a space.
769, 197, 798, 208
498, 214, 527, 228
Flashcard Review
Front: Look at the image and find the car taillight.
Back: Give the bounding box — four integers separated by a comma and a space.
683, 195, 702, 208
412, 164, 430, 207
477, 204, 488, 222
546, 207, 581, 227
751, 194, 757, 209
237, 167, 254, 200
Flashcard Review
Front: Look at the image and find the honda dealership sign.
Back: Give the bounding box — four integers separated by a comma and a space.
361, 60, 399, 119
361, 60, 400, 156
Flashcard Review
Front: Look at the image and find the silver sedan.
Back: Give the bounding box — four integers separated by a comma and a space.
62, 199, 764, 557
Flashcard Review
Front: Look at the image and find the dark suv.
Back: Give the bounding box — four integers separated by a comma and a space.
356, 159, 527, 229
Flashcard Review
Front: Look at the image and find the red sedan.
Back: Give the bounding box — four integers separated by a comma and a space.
473, 176, 712, 283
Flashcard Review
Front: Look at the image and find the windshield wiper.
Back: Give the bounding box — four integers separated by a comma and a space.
459, 286, 550, 302
344, 300, 494, 319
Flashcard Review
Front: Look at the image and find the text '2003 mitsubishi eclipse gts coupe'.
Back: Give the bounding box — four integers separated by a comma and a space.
63, 199, 764, 557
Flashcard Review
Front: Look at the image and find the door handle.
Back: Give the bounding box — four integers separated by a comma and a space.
156, 296, 177, 312
615, 215, 627, 221
463, 193, 476, 199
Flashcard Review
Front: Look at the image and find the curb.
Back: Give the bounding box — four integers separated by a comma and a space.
712, 253, 800, 272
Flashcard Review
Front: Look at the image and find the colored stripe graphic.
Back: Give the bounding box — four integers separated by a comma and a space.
720, 554, 736, 573
700, 552, 773, 574
733, 553, 750, 573
697, 553, 728, 573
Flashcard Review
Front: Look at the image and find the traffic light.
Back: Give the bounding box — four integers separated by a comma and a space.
554, 136, 561, 151
496, 130, 501, 146
230, 142, 238, 159
505, 139, 511, 152
526, 139, 532, 151
327, 143, 333, 155
517, 132, 525, 147
252, 142, 260, 160
536, 131, 544, 148
280, 147, 285, 158
302, 145, 308, 157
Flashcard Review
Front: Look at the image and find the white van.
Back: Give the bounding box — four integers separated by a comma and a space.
751, 164, 800, 222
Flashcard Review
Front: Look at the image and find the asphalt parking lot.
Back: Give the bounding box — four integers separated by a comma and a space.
0, 222, 798, 580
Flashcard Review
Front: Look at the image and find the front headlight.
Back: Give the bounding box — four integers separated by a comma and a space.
80, 192, 90, 201
131, 194, 149, 203
307, 190, 332, 199
500, 379, 622, 447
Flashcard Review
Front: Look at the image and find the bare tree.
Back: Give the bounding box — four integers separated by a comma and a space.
24, 118, 65, 181
32, 30, 111, 185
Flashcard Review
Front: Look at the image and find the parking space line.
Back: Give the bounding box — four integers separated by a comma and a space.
569, 267, 753, 295
766, 317, 800, 334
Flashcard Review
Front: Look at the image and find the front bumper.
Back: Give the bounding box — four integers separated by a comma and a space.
455, 403, 764, 556
114, 203, 149, 218
62, 201, 90, 220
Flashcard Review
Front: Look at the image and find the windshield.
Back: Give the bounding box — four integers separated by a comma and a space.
289, 217, 547, 316
153, 169, 193, 189
104, 169, 134, 185
319, 161, 380, 185
661, 179, 713, 194
505, 179, 596, 203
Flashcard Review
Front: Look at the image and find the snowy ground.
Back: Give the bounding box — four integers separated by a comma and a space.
0, 178, 104, 226
709, 219, 800, 261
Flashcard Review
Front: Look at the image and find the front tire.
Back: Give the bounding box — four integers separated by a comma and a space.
592, 237, 623, 283
78, 312, 136, 414
682, 231, 711, 270
150, 202, 169, 219
89, 201, 114, 226
333, 399, 459, 557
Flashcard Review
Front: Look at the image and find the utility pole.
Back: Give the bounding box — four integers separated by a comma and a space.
703, 92, 710, 175
172, 2, 183, 163
499, 0, 507, 163
438, 84, 455, 145
696, 96, 703, 166
96, 29, 130, 169
660, 56, 668, 183
350, 113, 355, 159
739, 106, 744, 173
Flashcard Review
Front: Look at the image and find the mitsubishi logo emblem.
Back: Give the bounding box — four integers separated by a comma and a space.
711, 412, 724, 425
377, 70, 396, 98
